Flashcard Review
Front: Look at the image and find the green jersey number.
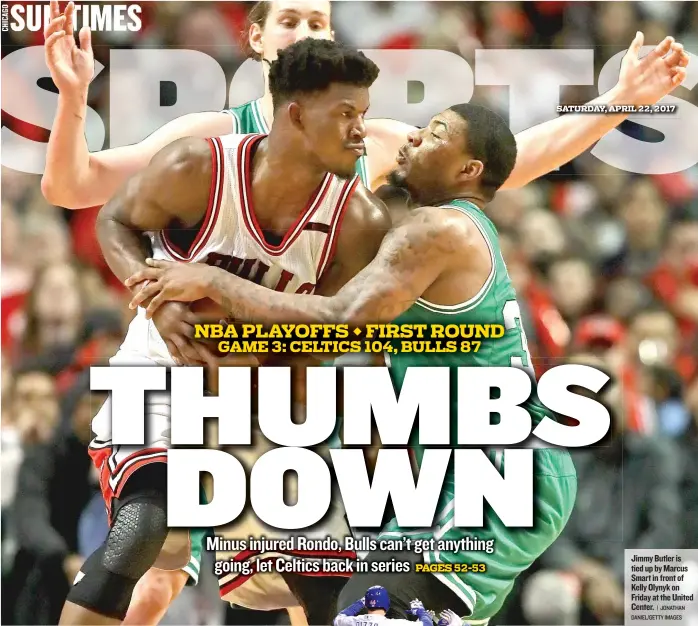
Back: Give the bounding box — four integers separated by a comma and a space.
503, 300, 535, 377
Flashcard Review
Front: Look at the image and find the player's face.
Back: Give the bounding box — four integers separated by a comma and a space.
301, 83, 370, 179
389, 110, 473, 204
251, 0, 333, 62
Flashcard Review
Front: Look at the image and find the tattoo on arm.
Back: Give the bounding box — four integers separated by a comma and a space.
207, 209, 456, 326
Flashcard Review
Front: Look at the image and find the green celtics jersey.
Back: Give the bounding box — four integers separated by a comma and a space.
224, 98, 371, 185
386, 198, 549, 434
380, 199, 577, 621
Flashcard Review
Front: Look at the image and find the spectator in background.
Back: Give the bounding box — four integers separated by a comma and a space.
517, 208, 569, 271
643, 365, 691, 438
19, 262, 85, 369
1, 202, 32, 353
523, 352, 683, 625
23, 208, 72, 270
11, 364, 60, 446
500, 231, 569, 370
573, 314, 655, 433
603, 276, 653, 324
547, 256, 597, 328
608, 178, 669, 277
595, 2, 638, 50
648, 217, 698, 346
11, 373, 102, 625
3, 364, 62, 624
626, 304, 680, 372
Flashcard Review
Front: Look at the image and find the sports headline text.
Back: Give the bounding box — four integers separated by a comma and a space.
92, 363, 611, 531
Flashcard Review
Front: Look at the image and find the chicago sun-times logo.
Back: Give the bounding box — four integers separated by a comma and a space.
3, 3, 142, 33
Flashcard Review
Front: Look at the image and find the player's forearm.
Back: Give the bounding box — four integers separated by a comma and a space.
207, 268, 336, 324
503, 84, 632, 190
206, 267, 402, 327
42, 90, 97, 208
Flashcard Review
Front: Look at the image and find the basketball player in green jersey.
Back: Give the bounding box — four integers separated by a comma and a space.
125, 102, 578, 625
42, 0, 688, 209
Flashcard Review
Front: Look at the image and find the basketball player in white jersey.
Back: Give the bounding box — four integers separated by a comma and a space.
59, 38, 390, 626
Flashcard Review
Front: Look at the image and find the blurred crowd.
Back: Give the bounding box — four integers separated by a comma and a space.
2, 1, 698, 625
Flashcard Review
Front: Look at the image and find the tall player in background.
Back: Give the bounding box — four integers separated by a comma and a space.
59, 39, 390, 626
42, 0, 689, 210
126, 102, 583, 624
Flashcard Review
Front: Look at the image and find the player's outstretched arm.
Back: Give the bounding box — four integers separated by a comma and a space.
502, 32, 688, 189
126, 206, 469, 327
365, 33, 688, 192
41, 2, 232, 209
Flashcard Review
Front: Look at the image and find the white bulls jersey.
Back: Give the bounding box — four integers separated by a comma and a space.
117, 133, 360, 364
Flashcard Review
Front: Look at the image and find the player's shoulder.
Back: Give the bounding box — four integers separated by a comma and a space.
345, 182, 392, 231
148, 136, 213, 178
410, 204, 475, 237
403, 205, 481, 257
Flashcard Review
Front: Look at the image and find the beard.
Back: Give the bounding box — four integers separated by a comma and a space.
387, 167, 408, 189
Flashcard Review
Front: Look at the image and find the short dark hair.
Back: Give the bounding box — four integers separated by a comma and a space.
448, 103, 517, 199
269, 39, 379, 112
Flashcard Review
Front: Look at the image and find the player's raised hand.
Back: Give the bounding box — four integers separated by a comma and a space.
126, 259, 218, 318
617, 31, 690, 106
44, 0, 94, 95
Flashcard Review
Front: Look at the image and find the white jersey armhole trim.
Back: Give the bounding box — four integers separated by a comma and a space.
157, 136, 224, 262
316, 175, 360, 280
415, 204, 496, 315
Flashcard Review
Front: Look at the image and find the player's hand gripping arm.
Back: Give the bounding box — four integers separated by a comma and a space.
41, 1, 232, 209
365, 33, 688, 191
126, 206, 465, 327
98, 136, 216, 364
